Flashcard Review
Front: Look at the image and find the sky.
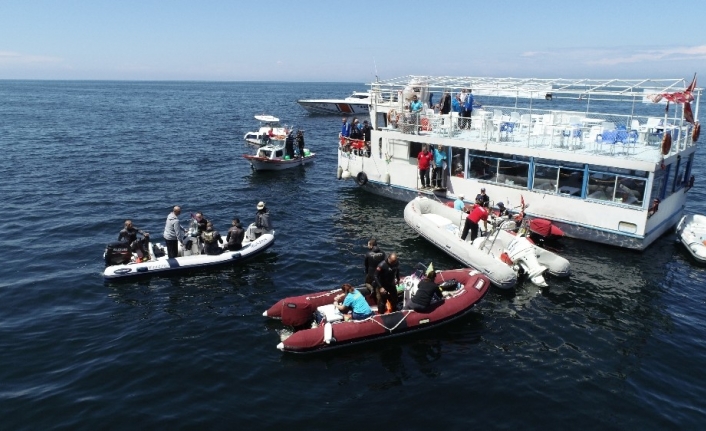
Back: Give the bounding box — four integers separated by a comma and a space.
1, 0, 704, 82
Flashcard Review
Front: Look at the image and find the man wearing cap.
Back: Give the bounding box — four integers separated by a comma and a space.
254, 201, 272, 238
453, 194, 466, 211
496, 201, 509, 217
475, 187, 490, 207
461, 201, 489, 242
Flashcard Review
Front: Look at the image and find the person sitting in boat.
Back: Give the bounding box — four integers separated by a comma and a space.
194, 212, 208, 234
200, 222, 223, 255
374, 252, 400, 314
364, 238, 386, 289
254, 201, 272, 238
461, 201, 489, 242
295, 130, 306, 158
333, 283, 374, 321
118, 219, 150, 259
496, 201, 509, 217
285, 132, 295, 159
453, 194, 465, 211
407, 270, 443, 312
225, 218, 244, 251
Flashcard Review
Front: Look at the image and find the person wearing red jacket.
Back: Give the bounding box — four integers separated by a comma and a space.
461, 201, 489, 241
417, 145, 433, 188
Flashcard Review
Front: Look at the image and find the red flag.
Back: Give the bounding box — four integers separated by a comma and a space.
685, 102, 695, 125
686, 73, 697, 94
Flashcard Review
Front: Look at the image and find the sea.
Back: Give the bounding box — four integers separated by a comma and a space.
1, 81, 705, 430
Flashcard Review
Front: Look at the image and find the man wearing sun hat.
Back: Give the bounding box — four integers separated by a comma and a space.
254, 201, 272, 238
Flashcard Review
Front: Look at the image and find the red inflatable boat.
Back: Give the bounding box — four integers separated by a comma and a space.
264, 267, 490, 353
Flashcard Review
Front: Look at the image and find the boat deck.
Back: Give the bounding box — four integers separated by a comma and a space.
386, 108, 693, 165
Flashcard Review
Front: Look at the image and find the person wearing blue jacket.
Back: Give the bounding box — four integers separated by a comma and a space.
340, 117, 351, 138
431, 144, 447, 188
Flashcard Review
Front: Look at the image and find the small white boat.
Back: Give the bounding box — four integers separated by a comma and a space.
103, 223, 274, 279
404, 197, 570, 289
243, 115, 290, 147
676, 214, 706, 263
297, 91, 371, 116
243, 142, 315, 171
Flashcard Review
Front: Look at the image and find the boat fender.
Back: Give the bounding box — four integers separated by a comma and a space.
324, 322, 334, 344
230, 252, 241, 260
661, 132, 672, 156
693, 122, 701, 142
356, 171, 368, 186
337, 166, 343, 179
384, 172, 390, 185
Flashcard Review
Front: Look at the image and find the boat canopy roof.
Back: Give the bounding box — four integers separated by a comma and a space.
255, 115, 280, 123
370, 75, 702, 102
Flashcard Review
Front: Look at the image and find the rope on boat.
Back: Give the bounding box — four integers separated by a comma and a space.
371, 310, 413, 332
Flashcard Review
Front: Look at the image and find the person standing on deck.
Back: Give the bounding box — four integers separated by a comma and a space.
417, 145, 433, 189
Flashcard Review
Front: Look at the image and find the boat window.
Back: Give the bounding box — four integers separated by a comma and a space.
409, 141, 425, 159
557, 167, 584, 197
260, 150, 272, 158
497, 159, 529, 187
467, 153, 497, 181
588, 164, 648, 178
587, 171, 646, 206
450, 147, 466, 178
650, 164, 670, 201
533, 165, 558, 193
275, 149, 283, 158
673, 156, 687, 193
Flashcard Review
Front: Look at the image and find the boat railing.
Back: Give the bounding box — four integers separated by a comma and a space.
386, 104, 696, 161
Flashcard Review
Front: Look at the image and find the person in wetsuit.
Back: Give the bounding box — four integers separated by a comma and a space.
226, 218, 245, 251
374, 252, 400, 314
364, 238, 386, 287
118, 219, 150, 257
408, 272, 443, 312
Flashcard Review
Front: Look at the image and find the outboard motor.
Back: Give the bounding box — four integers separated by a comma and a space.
506, 237, 547, 287
104, 242, 132, 266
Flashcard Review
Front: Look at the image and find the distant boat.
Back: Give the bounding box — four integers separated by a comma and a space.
297, 91, 372, 115
243, 115, 290, 147
243, 141, 316, 171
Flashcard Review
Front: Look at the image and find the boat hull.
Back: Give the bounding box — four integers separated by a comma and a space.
297, 101, 369, 116
103, 228, 274, 279
244, 153, 316, 171
265, 268, 490, 353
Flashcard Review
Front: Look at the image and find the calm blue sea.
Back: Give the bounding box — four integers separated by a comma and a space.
1, 81, 705, 430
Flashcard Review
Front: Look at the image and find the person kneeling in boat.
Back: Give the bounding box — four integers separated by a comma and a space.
201, 222, 223, 255
118, 219, 150, 260
374, 253, 400, 314
225, 218, 244, 251
333, 283, 374, 321
407, 271, 443, 312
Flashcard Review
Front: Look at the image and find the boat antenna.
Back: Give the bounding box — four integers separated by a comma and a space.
373, 58, 379, 82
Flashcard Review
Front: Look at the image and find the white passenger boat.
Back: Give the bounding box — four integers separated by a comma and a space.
243, 142, 315, 171
243, 115, 290, 147
297, 91, 372, 115
103, 224, 275, 279
404, 197, 569, 288
676, 214, 706, 263
338, 75, 702, 250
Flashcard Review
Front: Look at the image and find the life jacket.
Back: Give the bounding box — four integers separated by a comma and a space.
202, 230, 217, 244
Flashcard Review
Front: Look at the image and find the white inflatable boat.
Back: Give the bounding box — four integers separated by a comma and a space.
676, 214, 706, 264
404, 197, 570, 289
103, 223, 274, 279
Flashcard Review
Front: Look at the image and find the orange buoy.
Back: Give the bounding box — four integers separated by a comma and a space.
661, 132, 672, 156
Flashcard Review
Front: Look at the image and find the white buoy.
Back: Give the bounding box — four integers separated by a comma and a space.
384, 172, 390, 184
337, 166, 343, 179
342, 169, 351, 180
